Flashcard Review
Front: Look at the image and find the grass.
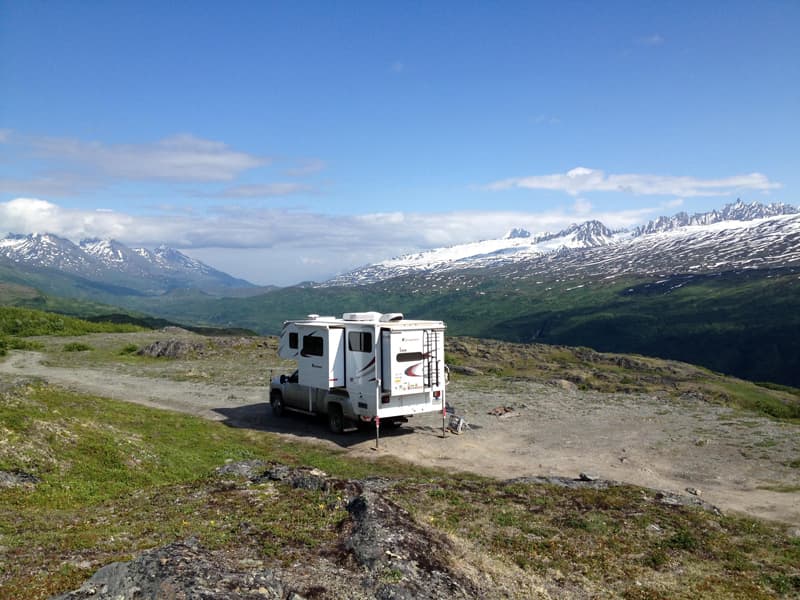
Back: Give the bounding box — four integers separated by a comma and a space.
62, 342, 93, 352
0, 381, 798, 598
0, 307, 144, 362
0, 306, 144, 337
0, 382, 428, 598
388, 479, 800, 599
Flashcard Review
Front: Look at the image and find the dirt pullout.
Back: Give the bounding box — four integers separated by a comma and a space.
0, 351, 266, 420
1, 350, 798, 525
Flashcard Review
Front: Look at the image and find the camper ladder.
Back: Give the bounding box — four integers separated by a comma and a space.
423, 330, 440, 388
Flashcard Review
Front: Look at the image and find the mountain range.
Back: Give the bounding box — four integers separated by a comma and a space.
323, 199, 800, 287
0, 233, 254, 295
1, 200, 796, 294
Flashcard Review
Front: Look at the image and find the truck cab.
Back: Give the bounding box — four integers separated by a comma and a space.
270, 369, 352, 433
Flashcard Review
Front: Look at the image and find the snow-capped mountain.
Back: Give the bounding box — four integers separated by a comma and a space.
322, 200, 800, 287
147, 245, 220, 276
0, 233, 253, 294
0, 233, 91, 272
633, 199, 797, 236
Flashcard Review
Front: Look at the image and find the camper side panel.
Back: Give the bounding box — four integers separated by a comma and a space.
277, 323, 300, 359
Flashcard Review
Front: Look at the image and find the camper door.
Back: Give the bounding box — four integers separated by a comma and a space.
345, 326, 379, 413
298, 326, 345, 389
381, 329, 425, 396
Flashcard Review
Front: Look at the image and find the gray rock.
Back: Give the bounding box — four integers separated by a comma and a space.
51, 538, 288, 599
344, 488, 479, 599
137, 340, 205, 359
0, 469, 39, 488
215, 459, 269, 480
448, 365, 482, 376
263, 464, 330, 491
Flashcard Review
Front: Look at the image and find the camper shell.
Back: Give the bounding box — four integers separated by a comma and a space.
271, 312, 447, 432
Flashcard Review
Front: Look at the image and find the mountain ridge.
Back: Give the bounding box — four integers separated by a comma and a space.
321, 200, 799, 287
0, 233, 255, 295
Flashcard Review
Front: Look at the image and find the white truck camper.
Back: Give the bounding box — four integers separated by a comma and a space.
271, 312, 447, 440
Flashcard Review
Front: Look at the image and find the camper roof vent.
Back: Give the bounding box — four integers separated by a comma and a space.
306, 314, 320, 320
343, 311, 382, 322
379, 313, 404, 322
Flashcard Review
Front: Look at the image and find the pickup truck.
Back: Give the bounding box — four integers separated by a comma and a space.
269, 370, 407, 433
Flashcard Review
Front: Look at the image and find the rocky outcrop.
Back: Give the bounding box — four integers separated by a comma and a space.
53, 463, 483, 600
53, 537, 291, 599
137, 340, 205, 359
0, 469, 39, 488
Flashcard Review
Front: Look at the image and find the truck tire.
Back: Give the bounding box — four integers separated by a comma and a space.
328, 403, 345, 434
270, 391, 285, 418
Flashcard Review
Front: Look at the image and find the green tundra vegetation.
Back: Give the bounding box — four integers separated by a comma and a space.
0, 384, 798, 598
0, 306, 145, 356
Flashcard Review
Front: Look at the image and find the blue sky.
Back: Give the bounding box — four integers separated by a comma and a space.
0, 1, 797, 285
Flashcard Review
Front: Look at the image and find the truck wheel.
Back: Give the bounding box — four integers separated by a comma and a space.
328, 404, 345, 434
270, 391, 285, 417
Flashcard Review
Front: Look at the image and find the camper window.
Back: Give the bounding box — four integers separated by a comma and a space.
301, 335, 324, 357
289, 332, 298, 349
348, 331, 372, 353
397, 351, 424, 362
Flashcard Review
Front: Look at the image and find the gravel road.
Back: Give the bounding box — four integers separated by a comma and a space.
2, 348, 798, 525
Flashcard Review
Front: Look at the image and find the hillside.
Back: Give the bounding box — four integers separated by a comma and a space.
1, 329, 799, 598
120, 266, 798, 387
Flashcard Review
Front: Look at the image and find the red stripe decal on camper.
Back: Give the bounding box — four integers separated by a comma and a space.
404, 363, 423, 377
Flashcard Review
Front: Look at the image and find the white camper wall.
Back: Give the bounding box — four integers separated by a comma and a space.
381, 329, 426, 396
277, 323, 300, 359
297, 325, 345, 390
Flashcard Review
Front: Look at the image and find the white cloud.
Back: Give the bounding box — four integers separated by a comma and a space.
485, 167, 782, 197
21, 133, 266, 182
0, 173, 102, 197
0, 197, 696, 285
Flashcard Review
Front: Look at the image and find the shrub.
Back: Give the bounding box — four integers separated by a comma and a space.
63, 342, 92, 352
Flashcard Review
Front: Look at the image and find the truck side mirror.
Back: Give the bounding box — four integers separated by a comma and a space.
280, 374, 286, 384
